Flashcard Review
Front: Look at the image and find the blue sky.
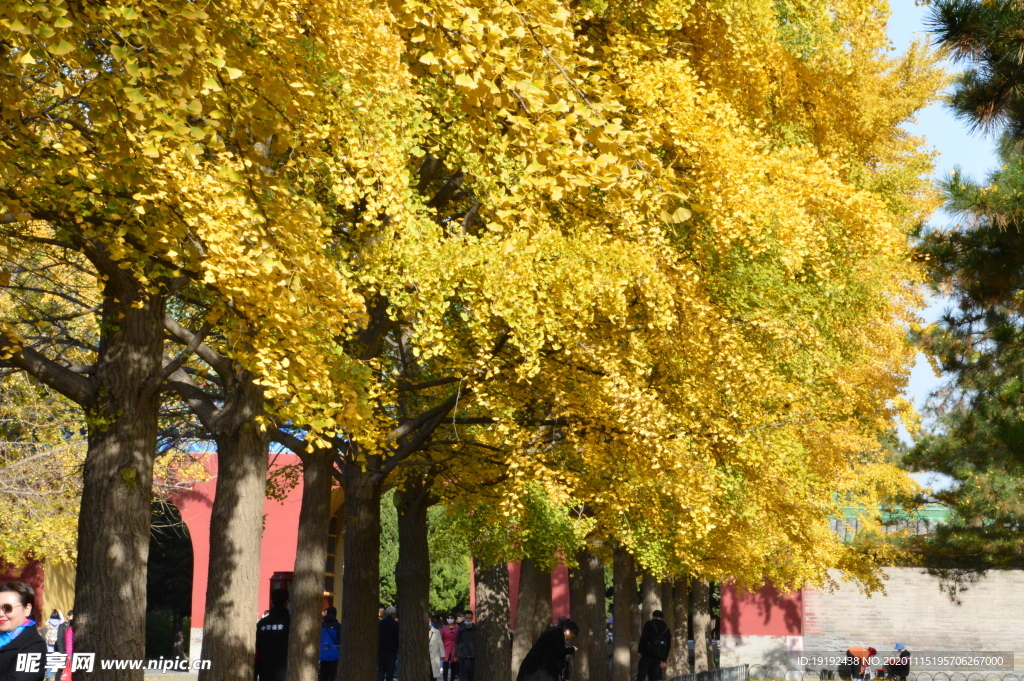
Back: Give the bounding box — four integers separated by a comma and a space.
885, 1, 998, 488
888, 0, 998, 434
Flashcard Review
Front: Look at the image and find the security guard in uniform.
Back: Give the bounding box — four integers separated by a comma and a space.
256, 589, 291, 681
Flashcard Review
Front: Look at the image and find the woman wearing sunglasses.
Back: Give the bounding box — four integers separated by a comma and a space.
0, 581, 47, 681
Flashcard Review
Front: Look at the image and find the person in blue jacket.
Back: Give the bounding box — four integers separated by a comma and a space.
319, 607, 341, 681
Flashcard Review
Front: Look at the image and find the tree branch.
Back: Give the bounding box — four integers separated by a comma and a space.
164, 315, 232, 376
0, 336, 95, 406
147, 321, 212, 394
397, 376, 460, 392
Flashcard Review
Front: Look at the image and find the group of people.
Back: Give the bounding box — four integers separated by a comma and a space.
255, 593, 676, 681
839, 644, 912, 681
253, 592, 482, 681
373, 606, 478, 681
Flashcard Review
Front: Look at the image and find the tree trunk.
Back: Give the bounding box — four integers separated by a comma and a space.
337, 462, 382, 681
474, 560, 512, 681
570, 548, 608, 681
74, 289, 165, 681
511, 558, 552, 674
396, 480, 431, 681
611, 546, 638, 681
199, 375, 269, 681
661, 582, 673, 633
693, 579, 713, 673
287, 452, 335, 681
668, 577, 690, 677
641, 573, 661, 623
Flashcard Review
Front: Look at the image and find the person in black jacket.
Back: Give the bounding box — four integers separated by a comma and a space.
637, 610, 671, 681
515, 619, 579, 681
0, 581, 47, 681
378, 607, 399, 681
455, 610, 477, 681
256, 589, 290, 681
885, 644, 910, 680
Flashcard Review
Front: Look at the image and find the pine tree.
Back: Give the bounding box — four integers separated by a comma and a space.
907, 0, 1024, 570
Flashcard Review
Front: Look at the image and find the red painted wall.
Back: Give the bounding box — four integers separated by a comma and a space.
719, 581, 803, 636
479, 560, 572, 629
175, 452, 305, 626
551, 564, 570, 620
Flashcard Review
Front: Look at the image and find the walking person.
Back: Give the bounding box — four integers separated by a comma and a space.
429, 620, 445, 681
455, 610, 477, 681
378, 606, 400, 681
319, 607, 341, 681
256, 589, 291, 681
54, 611, 72, 681
515, 618, 579, 681
42, 610, 63, 681
43, 611, 62, 654
0, 581, 47, 681
637, 610, 671, 681
441, 613, 459, 681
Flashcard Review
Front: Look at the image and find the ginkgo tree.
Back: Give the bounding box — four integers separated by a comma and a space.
0, 2, 411, 678
0, 3, 946, 681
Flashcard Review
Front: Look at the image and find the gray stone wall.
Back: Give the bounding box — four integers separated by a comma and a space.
803, 568, 1024, 672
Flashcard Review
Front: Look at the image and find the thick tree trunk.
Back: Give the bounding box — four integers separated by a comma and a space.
337, 463, 382, 681
641, 573, 661, 622
287, 452, 335, 681
668, 577, 690, 677
511, 558, 552, 674
570, 548, 609, 681
75, 289, 165, 681
199, 375, 269, 681
693, 579, 713, 673
611, 547, 638, 681
396, 480, 431, 681
661, 582, 674, 667
474, 560, 512, 681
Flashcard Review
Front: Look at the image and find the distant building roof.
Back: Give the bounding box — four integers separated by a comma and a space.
831, 503, 950, 541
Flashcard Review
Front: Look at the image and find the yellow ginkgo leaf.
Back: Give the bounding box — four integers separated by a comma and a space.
46, 39, 76, 55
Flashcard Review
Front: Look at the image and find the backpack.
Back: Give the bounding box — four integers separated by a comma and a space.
320, 623, 340, 662
45, 621, 60, 647
648, 621, 670, 660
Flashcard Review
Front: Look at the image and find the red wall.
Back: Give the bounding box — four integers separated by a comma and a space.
175, 452, 305, 626
720, 581, 803, 636
551, 564, 570, 620
480, 560, 572, 628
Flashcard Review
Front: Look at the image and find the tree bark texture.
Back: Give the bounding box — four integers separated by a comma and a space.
641, 573, 662, 623
287, 452, 335, 681
611, 547, 638, 681
474, 560, 512, 681
337, 463, 382, 681
511, 558, 552, 675
668, 577, 690, 677
75, 289, 165, 681
661, 582, 674, 633
693, 579, 714, 672
198, 374, 270, 681
569, 548, 609, 681
396, 481, 432, 681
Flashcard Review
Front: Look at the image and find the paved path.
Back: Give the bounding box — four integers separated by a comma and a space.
143, 671, 198, 681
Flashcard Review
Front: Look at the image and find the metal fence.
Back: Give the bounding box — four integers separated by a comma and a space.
746, 668, 1024, 681
671, 664, 751, 681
